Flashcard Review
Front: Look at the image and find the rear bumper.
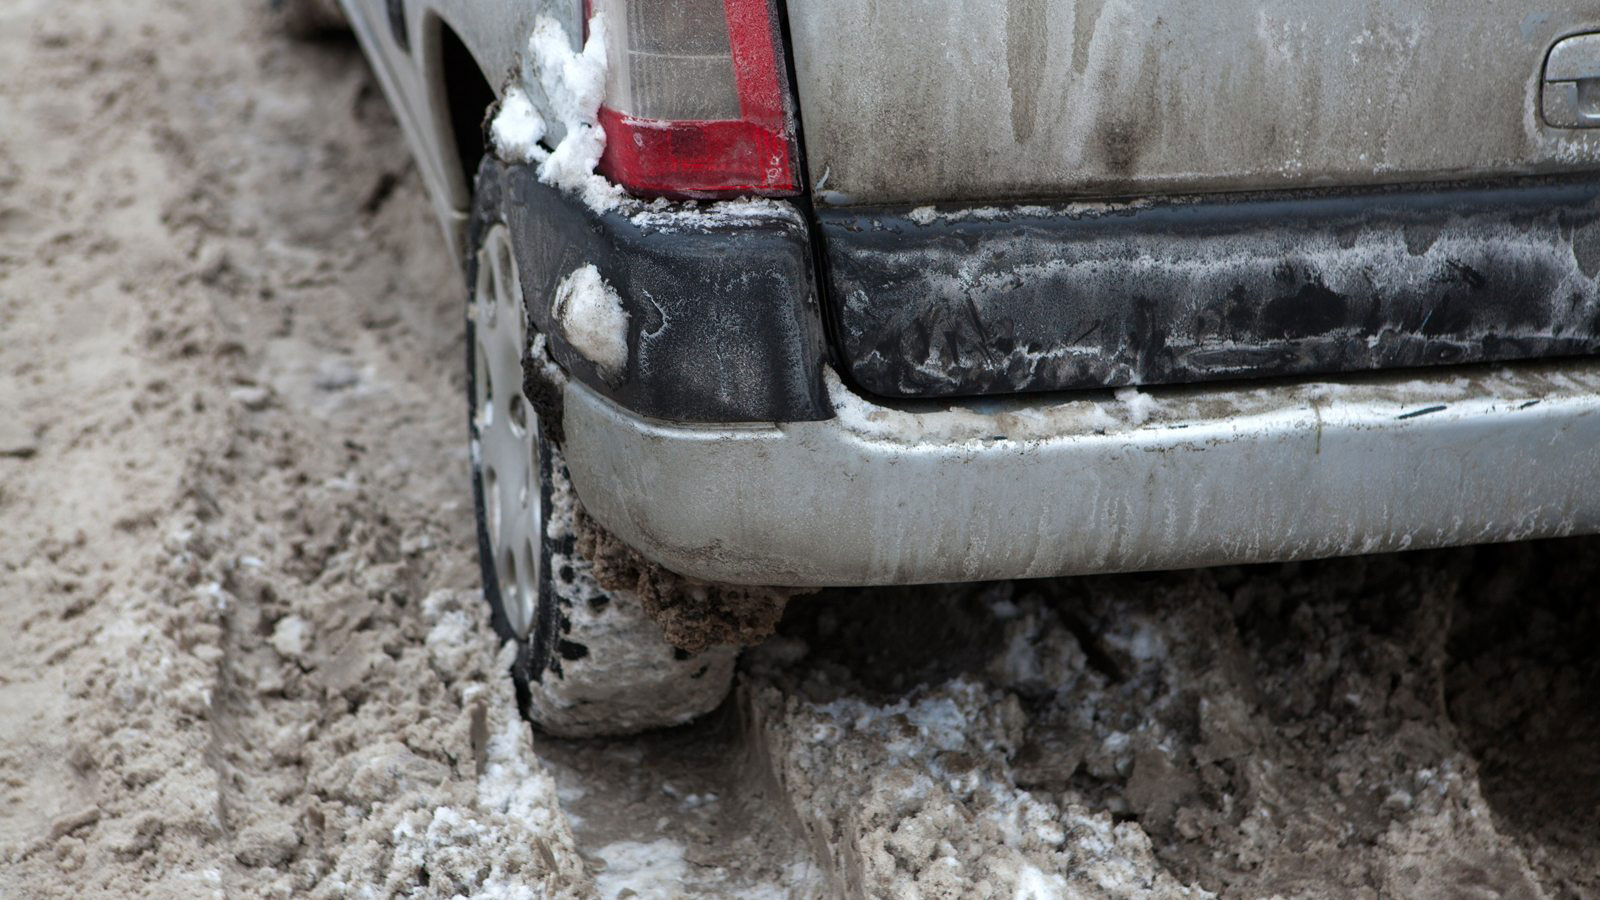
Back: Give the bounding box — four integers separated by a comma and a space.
826, 177, 1600, 400
479, 159, 830, 425
562, 359, 1600, 587
493, 155, 1600, 426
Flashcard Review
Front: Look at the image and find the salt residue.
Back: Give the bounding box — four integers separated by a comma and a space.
550, 264, 629, 377
822, 368, 1122, 447
626, 195, 806, 233
894, 198, 1158, 227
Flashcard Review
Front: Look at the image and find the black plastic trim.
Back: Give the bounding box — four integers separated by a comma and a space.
821, 177, 1600, 399
478, 159, 831, 424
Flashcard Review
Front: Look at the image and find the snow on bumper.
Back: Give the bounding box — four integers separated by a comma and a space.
561, 360, 1600, 587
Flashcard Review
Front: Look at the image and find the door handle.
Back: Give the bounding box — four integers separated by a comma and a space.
1545, 33, 1600, 127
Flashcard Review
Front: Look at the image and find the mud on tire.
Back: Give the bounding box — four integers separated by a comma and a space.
466, 160, 737, 738
521, 447, 738, 736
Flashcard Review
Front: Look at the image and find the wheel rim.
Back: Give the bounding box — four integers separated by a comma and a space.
473, 223, 541, 637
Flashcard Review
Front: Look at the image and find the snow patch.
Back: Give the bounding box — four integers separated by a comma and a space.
1013, 863, 1069, 898
1114, 386, 1157, 426
551, 264, 629, 378
492, 14, 810, 229
489, 85, 546, 164
378, 629, 592, 896
758, 677, 1210, 898
527, 15, 610, 200
594, 839, 690, 900
267, 615, 310, 660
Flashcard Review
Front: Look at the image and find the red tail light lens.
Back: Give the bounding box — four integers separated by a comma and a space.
587, 0, 800, 199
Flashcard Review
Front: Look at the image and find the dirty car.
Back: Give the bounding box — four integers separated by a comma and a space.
334, 0, 1600, 733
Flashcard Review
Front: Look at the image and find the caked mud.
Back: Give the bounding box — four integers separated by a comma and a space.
1, 0, 1596, 897
574, 505, 794, 655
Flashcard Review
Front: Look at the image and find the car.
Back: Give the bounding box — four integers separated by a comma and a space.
325, 0, 1600, 735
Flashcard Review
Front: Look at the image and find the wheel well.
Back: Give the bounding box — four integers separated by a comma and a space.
437, 20, 495, 199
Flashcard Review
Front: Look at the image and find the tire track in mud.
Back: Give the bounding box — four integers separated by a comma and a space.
1, 1, 806, 893
741, 556, 1599, 898
1, 0, 588, 893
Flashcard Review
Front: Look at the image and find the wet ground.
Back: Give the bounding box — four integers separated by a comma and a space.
2, 1, 1597, 896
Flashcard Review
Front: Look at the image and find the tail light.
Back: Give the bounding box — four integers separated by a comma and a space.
586, 0, 800, 199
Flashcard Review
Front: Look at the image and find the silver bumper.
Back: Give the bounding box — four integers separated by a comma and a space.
562, 362, 1600, 587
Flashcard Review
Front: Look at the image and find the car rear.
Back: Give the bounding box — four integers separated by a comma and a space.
487, 1, 1600, 586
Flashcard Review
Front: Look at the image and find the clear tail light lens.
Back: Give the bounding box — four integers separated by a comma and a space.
587, 0, 800, 199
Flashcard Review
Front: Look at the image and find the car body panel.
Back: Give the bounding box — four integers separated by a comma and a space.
338, 0, 579, 254
474, 159, 831, 424
342, 0, 1600, 586
786, 0, 1600, 205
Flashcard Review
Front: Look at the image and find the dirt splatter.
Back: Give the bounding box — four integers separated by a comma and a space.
574, 506, 795, 654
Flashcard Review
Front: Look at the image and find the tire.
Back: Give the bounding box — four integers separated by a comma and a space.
465, 167, 737, 738
266, 0, 348, 36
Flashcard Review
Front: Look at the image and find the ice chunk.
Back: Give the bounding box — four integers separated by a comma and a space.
1114, 386, 1157, 426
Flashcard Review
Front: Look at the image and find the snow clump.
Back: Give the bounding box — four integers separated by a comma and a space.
490, 14, 623, 212
551, 263, 629, 378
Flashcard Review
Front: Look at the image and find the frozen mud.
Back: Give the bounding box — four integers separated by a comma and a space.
3, 0, 1599, 897
754, 558, 1600, 897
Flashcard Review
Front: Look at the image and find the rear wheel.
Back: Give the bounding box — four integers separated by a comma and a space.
467, 188, 736, 738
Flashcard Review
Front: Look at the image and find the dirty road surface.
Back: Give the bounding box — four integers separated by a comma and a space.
2, 0, 1598, 896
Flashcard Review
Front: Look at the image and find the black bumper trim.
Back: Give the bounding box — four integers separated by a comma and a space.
821, 177, 1600, 399
477, 159, 832, 425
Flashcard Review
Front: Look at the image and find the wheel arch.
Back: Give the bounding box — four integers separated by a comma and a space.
417, 7, 497, 214
414, 1, 578, 210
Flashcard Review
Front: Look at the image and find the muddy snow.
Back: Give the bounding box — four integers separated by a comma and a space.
3, 1, 1598, 897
